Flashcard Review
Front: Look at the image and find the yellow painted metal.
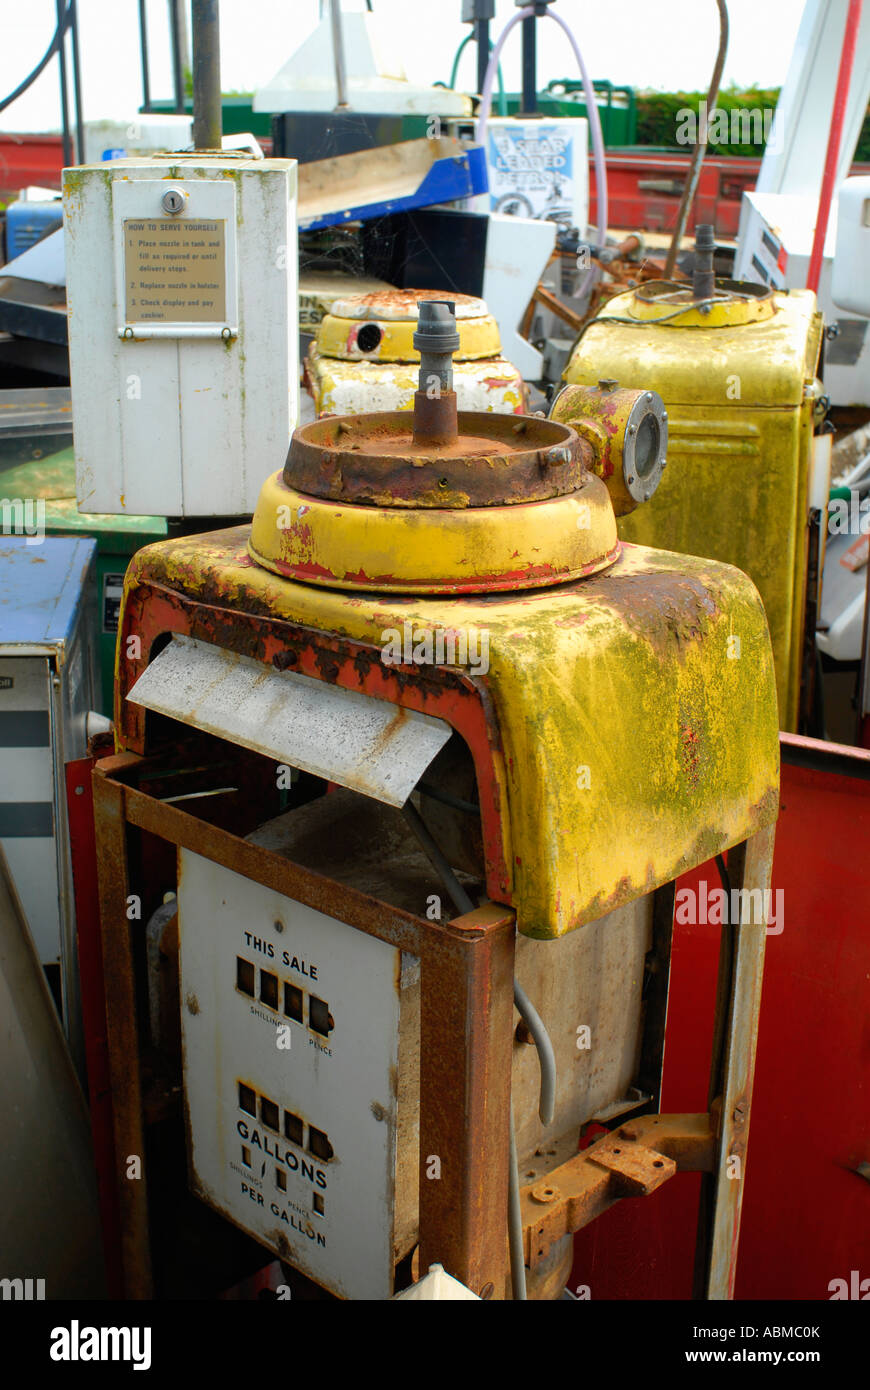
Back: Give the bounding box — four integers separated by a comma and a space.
249, 470, 619, 593
564, 284, 824, 731
317, 309, 502, 363
124, 529, 780, 938
550, 383, 667, 516
625, 288, 777, 329
307, 347, 524, 418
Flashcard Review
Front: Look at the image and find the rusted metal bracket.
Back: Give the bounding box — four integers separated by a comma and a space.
522, 1112, 715, 1270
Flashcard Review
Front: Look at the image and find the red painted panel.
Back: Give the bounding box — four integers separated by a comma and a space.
66, 757, 124, 1299
571, 735, 870, 1300
0, 134, 64, 198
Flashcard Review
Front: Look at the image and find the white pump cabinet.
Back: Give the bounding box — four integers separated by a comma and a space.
63, 154, 298, 516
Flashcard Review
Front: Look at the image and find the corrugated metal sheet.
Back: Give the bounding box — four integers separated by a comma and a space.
127, 634, 452, 807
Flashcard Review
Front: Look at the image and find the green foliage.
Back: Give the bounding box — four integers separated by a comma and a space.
637, 85, 780, 156
637, 83, 870, 160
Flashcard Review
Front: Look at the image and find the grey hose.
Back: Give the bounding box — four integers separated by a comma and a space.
403, 797, 556, 1300
513, 978, 555, 1126
508, 1101, 527, 1300
402, 799, 556, 1125
663, 0, 729, 281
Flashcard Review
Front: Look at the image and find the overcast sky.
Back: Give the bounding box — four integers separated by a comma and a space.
1, 0, 806, 134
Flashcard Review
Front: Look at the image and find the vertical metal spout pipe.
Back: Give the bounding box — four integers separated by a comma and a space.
192, 0, 222, 150
412, 300, 460, 447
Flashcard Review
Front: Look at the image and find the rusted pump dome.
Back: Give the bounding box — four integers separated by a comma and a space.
250, 300, 620, 594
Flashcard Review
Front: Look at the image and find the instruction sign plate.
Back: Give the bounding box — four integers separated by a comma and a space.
178, 848, 402, 1300
123, 218, 226, 323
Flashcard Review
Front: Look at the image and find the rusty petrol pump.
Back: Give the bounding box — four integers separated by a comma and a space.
93, 300, 779, 1301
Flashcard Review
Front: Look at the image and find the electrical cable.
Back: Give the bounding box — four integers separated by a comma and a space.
449, 33, 507, 115
475, 3, 608, 265
663, 0, 729, 281
402, 795, 555, 1300
0, 2, 72, 115
508, 1102, 527, 1299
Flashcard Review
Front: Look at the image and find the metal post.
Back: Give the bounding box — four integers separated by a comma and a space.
703, 824, 776, 1299
92, 767, 153, 1299
138, 0, 152, 113
418, 907, 515, 1298
55, 0, 72, 167
474, 17, 490, 95
68, 0, 85, 164
521, 15, 537, 114
169, 0, 186, 116
329, 0, 349, 109
191, 0, 222, 150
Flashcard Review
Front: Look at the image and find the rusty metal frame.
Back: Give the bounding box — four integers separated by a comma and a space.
522, 1112, 716, 1268
93, 740, 772, 1301
703, 824, 775, 1300
92, 751, 515, 1301
518, 829, 774, 1299
116, 580, 514, 906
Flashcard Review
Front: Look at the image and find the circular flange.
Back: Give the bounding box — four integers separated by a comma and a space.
628, 278, 776, 328
622, 392, 668, 505
249, 470, 620, 595
283, 411, 593, 509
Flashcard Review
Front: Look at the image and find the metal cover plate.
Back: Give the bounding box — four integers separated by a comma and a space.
127, 633, 452, 806
179, 848, 402, 1300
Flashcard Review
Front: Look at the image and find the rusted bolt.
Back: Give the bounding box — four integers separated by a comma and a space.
733, 1102, 747, 1122
531, 1181, 560, 1204
515, 1020, 535, 1046
512, 420, 527, 435
479, 1282, 494, 1300
598, 377, 618, 391
273, 650, 298, 670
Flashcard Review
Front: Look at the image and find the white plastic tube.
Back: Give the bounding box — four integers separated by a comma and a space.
475, 3, 609, 250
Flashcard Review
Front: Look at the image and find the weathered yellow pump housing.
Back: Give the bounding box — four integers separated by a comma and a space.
562, 282, 824, 731
306, 289, 525, 418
